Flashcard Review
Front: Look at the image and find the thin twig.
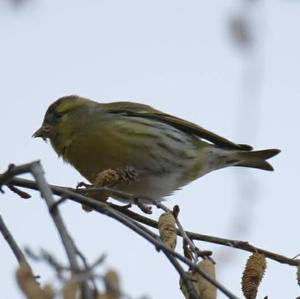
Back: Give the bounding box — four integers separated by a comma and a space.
29, 162, 80, 272
166, 254, 200, 299
119, 210, 200, 299
25, 247, 68, 281
154, 202, 201, 263
7, 185, 31, 199
34, 180, 239, 298
90, 254, 107, 270
4, 175, 299, 267
75, 247, 99, 296
0, 215, 30, 267
0, 162, 39, 187
1, 164, 238, 299
29, 161, 93, 299
0, 163, 94, 299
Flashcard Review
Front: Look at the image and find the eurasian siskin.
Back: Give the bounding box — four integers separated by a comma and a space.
33, 95, 280, 201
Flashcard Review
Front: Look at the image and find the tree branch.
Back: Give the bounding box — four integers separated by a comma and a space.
0, 162, 93, 299
1, 162, 239, 299
3, 175, 299, 267
55, 184, 238, 299
0, 214, 30, 267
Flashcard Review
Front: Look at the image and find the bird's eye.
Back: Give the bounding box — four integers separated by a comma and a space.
53, 111, 63, 119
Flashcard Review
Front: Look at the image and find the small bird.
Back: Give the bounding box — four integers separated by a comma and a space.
33, 95, 280, 202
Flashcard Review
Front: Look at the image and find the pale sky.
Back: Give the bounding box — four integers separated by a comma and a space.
1, 1, 300, 298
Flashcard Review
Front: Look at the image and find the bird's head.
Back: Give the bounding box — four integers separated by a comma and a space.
33, 95, 94, 141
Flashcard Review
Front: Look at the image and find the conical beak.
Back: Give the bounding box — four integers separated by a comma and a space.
32, 124, 52, 141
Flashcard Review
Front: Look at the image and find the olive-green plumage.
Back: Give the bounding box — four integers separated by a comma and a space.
33, 95, 280, 201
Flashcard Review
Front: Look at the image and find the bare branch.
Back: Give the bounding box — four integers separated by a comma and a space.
3, 162, 299, 298
11, 167, 238, 298
154, 202, 212, 263
30, 162, 80, 272
0, 214, 31, 267
119, 209, 199, 299
54, 188, 239, 298
7, 185, 31, 199
0, 162, 93, 299
29, 162, 93, 299
1, 162, 239, 299
3, 175, 299, 267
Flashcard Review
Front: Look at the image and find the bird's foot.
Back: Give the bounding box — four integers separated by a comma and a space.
76, 181, 92, 190
75, 180, 109, 212
76, 167, 141, 212
134, 198, 152, 214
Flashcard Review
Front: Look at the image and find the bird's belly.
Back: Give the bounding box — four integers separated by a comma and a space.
65, 144, 186, 200
111, 172, 182, 202
69, 147, 187, 200
62, 120, 201, 200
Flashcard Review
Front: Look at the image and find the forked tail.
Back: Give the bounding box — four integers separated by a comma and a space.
235, 149, 281, 171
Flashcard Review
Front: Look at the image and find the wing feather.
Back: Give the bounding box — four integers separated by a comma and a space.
104, 101, 253, 151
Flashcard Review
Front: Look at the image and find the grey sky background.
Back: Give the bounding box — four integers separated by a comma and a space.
1, 1, 299, 298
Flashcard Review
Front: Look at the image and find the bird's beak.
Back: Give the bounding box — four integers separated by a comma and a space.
32, 124, 53, 141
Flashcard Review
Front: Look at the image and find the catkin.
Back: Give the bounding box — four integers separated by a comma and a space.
98, 270, 121, 299
94, 169, 120, 187
158, 211, 177, 249
16, 263, 54, 299
196, 259, 217, 299
63, 279, 79, 299
241, 253, 266, 299
180, 259, 216, 299
81, 168, 120, 211
179, 271, 198, 299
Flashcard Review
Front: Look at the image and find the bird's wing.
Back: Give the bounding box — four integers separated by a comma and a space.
104, 101, 253, 151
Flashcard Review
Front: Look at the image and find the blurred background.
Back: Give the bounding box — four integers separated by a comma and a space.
0, 0, 299, 298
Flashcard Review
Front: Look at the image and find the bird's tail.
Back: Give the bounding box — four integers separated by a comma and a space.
233, 148, 281, 171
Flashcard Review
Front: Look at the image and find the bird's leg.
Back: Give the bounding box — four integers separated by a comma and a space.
133, 198, 152, 214
75, 171, 118, 212
77, 167, 151, 213
79, 168, 135, 212
112, 167, 152, 213
76, 186, 109, 212
75, 169, 122, 211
